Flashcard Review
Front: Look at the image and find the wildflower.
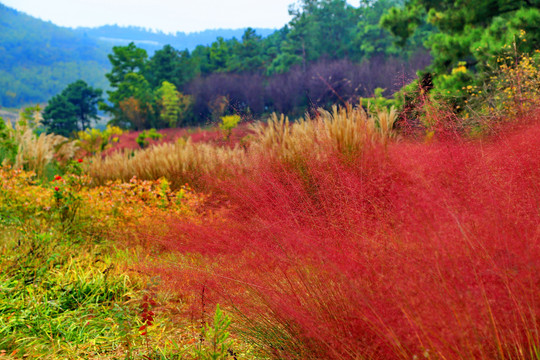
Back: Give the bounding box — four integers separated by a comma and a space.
77, 159, 83, 163
54, 186, 60, 192
54, 175, 62, 181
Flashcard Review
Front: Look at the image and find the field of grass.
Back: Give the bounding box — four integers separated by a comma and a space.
0, 167, 256, 359
1, 99, 539, 359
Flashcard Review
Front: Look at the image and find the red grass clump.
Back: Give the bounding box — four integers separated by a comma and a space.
103, 124, 253, 155
146, 113, 540, 359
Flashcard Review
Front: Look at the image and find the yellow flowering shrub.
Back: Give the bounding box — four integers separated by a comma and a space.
0, 167, 52, 225
84, 177, 208, 229
460, 31, 540, 134
0, 166, 207, 235
77, 125, 123, 156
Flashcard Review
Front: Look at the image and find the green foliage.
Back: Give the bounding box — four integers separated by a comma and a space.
105, 42, 148, 88
145, 45, 197, 89
381, 0, 540, 101
208, 37, 233, 73
269, 0, 357, 73
63, 80, 103, 130
361, 87, 396, 109
42, 80, 103, 137
195, 305, 233, 360
77, 125, 123, 155
114, 73, 156, 130
99, 0, 431, 125
102, 43, 151, 128
462, 49, 540, 132
0, 168, 140, 358
0, 231, 135, 357
379, 2, 425, 47
219, 115, 241, 140
42, 95, 79, 137
18, 105, 42, 129
0, 117, 17, 165
136, 128, 163, 148
156, 81, 192, 128
0, 4, 109, 107
81, 0, 431, 129
227, 28, 267, 73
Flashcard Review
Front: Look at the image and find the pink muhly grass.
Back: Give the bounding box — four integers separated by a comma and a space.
146, 112, 540, 359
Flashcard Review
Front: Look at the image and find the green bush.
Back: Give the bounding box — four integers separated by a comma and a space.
136, 128, 163, 148
0, 117, 16, 165
219, 115, 241, 140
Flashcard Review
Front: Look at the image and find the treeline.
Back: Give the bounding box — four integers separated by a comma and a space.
42, 0, 540, 133
98, 0, 431, 129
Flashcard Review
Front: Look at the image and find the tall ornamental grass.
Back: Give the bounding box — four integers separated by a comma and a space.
148, 111, 540, 359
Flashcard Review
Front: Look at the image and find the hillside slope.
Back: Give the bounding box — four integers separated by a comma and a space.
0, 3, 110, 107
0, 3, 276, 108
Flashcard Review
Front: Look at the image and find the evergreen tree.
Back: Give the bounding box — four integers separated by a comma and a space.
113, 73, 156, 129
228, 28, 266, 73
105, 42, 148, 88
381, 0, 540, 74
42, 95, 78, 137
157, 81, 182, 128
63, 80, 103, 130
42, 80, 102, 137
102, 42, 149, 126
145, 45, 196, 89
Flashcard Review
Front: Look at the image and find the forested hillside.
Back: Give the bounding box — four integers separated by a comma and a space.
0, 3, 110, 107
0, 3, 274, 108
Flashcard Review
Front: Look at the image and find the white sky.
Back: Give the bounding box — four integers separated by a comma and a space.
2, 0, 361, 34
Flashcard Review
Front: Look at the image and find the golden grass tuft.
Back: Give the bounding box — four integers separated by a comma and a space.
13, 121, 77, 176
87, 138, 246, 189
251, 103, 398, 164
88, 104, 399, 187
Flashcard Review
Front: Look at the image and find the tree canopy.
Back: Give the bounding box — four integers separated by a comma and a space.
42, 80, 103, 137
94, 0, 431, 129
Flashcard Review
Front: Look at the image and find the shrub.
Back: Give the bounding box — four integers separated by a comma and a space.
464, 50, 540, 134
136, 128, 163, 148
219, 115, 241, 140
0, 117, 17, 165
77, 125, 123, 155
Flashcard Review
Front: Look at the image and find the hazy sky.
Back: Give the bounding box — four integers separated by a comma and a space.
2, 0, 361, 33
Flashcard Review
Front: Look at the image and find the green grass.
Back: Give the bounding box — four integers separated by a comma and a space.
0, 224, 140, 358
0, 167, 259, 359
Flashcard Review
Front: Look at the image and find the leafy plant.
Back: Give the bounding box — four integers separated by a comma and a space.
156, 80, 193, 128
195, 305, 233, 360
219, 115, 241, 140
77, 125, 123, 155
136, 128, 163, 148
42, 80, 103, 137
0, 117, 17, 165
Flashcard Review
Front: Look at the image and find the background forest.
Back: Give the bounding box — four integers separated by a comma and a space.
6, 0, 539, 133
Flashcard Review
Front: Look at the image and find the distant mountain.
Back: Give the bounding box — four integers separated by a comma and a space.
0, 3, 110, 107
75, 25, 276, 54
0, 3, 277, 107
